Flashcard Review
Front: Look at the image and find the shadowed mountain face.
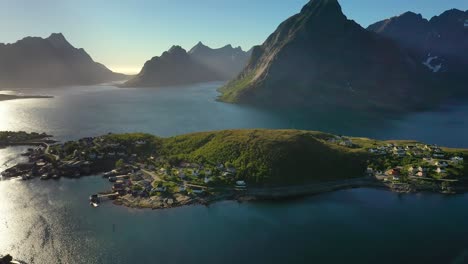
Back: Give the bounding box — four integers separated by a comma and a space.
122, 46, 225, 87
219, 0, 436, 112
189, 42, 251, 79
368, 10, 468, 76
123, 43, 251, 88
0, 33, 128, 89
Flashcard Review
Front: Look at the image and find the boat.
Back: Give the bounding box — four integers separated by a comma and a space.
40, 173, 50, 180
89, 194, 100, 207
52, 174, 60, 180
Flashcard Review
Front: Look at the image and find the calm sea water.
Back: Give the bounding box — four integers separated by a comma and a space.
1, 83, 468, 264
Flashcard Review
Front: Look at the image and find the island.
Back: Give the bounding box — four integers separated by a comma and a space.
1, 130, 466, 209
0, 94, 53, 102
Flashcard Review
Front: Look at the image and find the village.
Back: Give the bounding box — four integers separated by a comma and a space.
365, 142, 465, 193
1, 132, 248, 209
1, 131, 467, 209
328, 135, 466, 193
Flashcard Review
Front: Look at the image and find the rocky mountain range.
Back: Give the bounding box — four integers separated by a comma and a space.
189, 42, 251, 80
122, 46, 224, 87
219, 0, 456, 112
123, 43, 251, 88
368, 9, 468, 95
0, 33, 128, 88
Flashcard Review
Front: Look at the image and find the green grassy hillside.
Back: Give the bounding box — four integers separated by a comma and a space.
159, 129, 369, 185
97, 129, 467, 186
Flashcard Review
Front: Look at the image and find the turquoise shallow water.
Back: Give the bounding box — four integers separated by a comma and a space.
1, 82, 468, 263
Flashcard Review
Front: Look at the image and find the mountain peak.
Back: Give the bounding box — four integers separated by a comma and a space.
47, 33, 66, 41
399, 11, 423, 20
189, 41, 211, 54
296, 0, 348, 26
46, 33, 72, 49
167, 45, 187, 54
195, 41, 206, 47
301, 0, 342, 14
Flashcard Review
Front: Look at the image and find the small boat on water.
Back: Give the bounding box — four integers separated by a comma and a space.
40, 173, 50, 180
89, 194, 100, 208
52, 174, 60, 180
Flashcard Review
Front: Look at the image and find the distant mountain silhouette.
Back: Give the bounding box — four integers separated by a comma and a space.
123, 43, 251, 87
122, 46, 224, 87
0, 33, 128, 88
219, 0, 431, 112
189, 42, 251, 79
368, 9, 468, 75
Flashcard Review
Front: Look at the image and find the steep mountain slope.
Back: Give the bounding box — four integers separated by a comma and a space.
0, 33, 128, 88
189, 42, 251, 79
368, 9, 468, 94
122, 46, 224, 87
219, 0, 432, 111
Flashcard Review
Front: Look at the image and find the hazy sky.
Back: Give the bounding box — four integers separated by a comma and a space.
1, 0, 467, 74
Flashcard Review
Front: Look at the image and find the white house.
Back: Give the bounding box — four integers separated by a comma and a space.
178, 171, 186, 179
435, 161, 448, 167
236, 180, 246, 186
192, 188, 204, 194
135, 140, 146, 146
436, 167, 445, 174
153, 184, 167, 192
451, 156, 464, 163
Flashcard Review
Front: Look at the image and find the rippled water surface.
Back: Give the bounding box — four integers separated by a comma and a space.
1, 83, 468, 263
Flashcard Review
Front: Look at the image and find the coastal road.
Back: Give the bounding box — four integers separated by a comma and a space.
44, 143, 59, 162
141, 169, 161, 181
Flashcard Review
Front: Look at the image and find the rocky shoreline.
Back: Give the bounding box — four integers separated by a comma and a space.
108, 177, 468, 210
0, 254, 26, 264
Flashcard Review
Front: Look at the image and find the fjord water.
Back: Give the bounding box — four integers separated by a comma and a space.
1, 83, 468, 263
